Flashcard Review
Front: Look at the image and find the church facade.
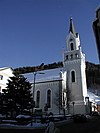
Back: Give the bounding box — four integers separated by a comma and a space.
33, 18, 89, 115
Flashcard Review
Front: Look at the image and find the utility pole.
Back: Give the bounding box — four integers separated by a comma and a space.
31, 72, 45, 126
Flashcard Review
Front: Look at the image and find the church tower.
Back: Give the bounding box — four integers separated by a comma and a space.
63, 17, 88, 114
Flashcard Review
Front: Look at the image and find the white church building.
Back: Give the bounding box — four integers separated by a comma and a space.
25, 18, 90, 115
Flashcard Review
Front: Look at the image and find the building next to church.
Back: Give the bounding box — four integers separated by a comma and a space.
27, 17, 90, 115
0, 67, 13, 93
93, 7, 100, 62
92, 7, 100, 112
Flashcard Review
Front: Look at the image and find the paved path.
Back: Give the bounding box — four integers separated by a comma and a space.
58, 116, 100, 133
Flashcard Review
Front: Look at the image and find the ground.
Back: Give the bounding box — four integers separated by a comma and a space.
0, 116, 100, 133
58, 116, 100, 133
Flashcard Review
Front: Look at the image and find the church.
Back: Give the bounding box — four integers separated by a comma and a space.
29, 17, 90, 115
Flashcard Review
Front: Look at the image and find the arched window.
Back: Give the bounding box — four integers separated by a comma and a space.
66, 55, 68, 60
0, 75, 3, 80
70, 43, 74, 50
0, 86, 1, 92
71, 71, 75, 82
47, 89, 51, 108
36, 90, 40, 108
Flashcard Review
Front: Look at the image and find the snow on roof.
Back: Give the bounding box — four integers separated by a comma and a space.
87, 91, 100, 104
23, 68, 63, 83
0, 67, 13, 71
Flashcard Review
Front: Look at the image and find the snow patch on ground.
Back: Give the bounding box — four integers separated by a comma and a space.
16, 115, 31, 119
27, 122, 47, 128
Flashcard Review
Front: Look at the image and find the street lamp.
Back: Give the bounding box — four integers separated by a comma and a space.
32, 72, 45, 112
72, 101, 75, 115
31, 72, 45, 126
33, 72, 45, 101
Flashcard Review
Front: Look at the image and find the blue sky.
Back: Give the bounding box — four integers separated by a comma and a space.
0, 0, 100, 68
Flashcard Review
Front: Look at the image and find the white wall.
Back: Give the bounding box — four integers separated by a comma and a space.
0, 67, 13, 93
34, 79, 62, 114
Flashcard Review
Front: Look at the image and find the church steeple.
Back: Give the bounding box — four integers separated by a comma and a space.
66, 17, 80, 52
69, 17, 76, 37
63, 18, 87, 115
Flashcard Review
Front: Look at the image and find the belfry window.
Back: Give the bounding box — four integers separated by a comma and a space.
71, 71, 75, 82
75, 53, 78, 58
47, 89, 51, 108
70, 54, 73, 59
36, 90, 40, 108
70, 43, 74, 51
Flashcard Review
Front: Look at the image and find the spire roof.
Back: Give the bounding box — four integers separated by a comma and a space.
69, 17, 76, 37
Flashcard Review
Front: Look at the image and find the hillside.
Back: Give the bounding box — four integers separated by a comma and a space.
86, 62, 100, 87
14, 61, 100, 88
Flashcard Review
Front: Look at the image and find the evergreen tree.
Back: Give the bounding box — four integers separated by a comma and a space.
3, 74, 32, 117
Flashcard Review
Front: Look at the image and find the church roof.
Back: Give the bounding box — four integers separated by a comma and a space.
23, 68, 63, 83
0, 67, 13, 71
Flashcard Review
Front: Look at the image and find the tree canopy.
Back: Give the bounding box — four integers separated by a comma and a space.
2, 74, 32, 117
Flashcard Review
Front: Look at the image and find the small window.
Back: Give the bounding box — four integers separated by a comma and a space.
71, 71, 75, 82
75, 53, 78, 58
70, 38, 73, 41
0, 75, 3, 80
70, 54, 73, 59
0, 86, 1, 92
47, 89, 51, 108
36, 90, 40, 108
70, 43, 74, 51
66, 55, 68, 60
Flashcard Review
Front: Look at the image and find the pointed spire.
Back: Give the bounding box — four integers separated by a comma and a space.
69, 17, 76, 37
